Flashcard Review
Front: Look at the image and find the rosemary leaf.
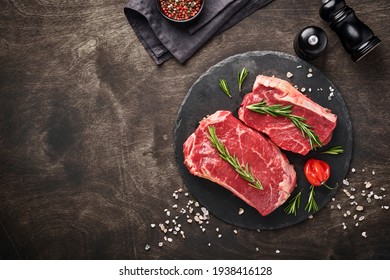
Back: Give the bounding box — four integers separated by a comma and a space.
284, 191, 302, 216
207, 126, 263, 190
238, 68, 249, 92
321, 145, 344, 155
247, 100, 322, 150
219, 79, 231, 98
305, 185, 319, 213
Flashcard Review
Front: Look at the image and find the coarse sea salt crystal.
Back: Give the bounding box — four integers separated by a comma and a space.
356, 205, 364, 211
201, 207, 209, 216
286, 72, 294, 78
362, 232, 367, 238
365, 182, 372, 189
145, 244, 150, 251
343, 179, 350, 186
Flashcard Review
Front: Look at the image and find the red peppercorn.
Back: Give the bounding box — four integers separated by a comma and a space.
159, 0, 203, 21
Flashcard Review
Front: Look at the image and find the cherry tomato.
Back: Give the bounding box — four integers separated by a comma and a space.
304, 159, 330, 187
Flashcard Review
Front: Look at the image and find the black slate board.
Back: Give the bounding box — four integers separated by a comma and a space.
174, 51, 353, 229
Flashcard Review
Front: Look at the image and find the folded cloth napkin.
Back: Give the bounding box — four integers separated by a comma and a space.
124, 0, 273, 64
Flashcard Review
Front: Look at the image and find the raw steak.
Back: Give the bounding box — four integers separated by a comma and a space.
183, 110, 296, 216
238, 75, 337, 155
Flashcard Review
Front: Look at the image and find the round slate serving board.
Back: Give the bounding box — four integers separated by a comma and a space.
174, 51, 353, 230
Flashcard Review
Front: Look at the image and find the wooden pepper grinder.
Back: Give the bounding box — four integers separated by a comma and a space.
319, 0, 381, 62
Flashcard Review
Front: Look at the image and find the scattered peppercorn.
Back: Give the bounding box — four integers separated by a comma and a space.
158, 0, 203, 21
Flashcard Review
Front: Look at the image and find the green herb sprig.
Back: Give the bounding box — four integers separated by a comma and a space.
219, 79, 231, 98
246, 100, 322, 150
321, 145, 344, 155
284, 191, 302, 216
285, 186, 320, 215
207, 126, 263, 190
238, 68, 249, 92
305, 185, 319, 213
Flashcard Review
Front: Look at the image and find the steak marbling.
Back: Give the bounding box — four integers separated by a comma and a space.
183, 110, 296, 216
239, 75, 337, 155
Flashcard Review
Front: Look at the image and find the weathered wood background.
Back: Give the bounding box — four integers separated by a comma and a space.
0, 0, 389, 259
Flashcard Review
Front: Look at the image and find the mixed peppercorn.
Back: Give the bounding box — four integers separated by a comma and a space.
158, 0, 203, 21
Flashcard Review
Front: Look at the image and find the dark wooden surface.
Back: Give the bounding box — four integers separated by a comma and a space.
0, 0, 389, 260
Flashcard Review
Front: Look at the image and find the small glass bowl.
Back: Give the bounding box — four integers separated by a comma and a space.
156, 0, 205, 23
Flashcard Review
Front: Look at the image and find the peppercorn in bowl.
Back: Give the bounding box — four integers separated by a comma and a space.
156, 0, 204, 23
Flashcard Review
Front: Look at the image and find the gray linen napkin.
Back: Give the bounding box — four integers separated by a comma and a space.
124, 0, 273, 64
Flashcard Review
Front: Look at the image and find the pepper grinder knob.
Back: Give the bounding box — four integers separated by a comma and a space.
320, 0, 381, 62
294, 26, 328, 60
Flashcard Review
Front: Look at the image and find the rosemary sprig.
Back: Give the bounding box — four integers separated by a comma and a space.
290, 115, 322, 150
321, 145, 344, 155
207, 126, 263, 190
219, 79, 231, 98
284, 190, 302, 216
305, 185, 319, 213
238, 67, 249, 92
246, 100, 322, 150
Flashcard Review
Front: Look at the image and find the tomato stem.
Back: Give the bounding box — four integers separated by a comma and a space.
322, 183, 335, 190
